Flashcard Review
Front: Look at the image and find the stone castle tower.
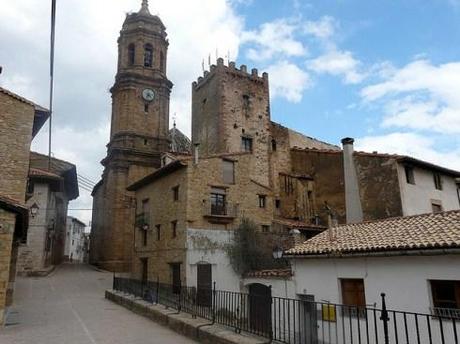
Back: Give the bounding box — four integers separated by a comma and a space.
191, 58, 272, 186
90, 0, 172, 272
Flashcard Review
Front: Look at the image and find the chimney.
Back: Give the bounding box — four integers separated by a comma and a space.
193, 143, 200, 165
341, 137, 363, 223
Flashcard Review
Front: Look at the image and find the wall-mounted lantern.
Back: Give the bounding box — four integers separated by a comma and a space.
30, 203, 39, 218
272, 246, 283, 260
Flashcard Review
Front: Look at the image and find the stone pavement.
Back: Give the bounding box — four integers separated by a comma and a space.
0, 263, 197, 344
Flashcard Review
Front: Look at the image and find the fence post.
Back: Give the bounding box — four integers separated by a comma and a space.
269, 285, 273, 342
380, 293, 390, 344
212, 281, 216, 324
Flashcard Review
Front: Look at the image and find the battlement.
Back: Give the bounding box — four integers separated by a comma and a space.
192, 57, 268, 90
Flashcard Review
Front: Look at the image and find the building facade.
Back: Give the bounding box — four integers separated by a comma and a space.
17, 153, 78, 275
65, 217, 86, 262
0, 86, 49, 324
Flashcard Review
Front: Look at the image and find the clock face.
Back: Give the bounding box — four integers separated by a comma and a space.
142, 88, 155, 102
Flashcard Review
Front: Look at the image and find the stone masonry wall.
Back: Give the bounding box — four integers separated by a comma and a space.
0, 91, 34, 202
0, 209, 16, 324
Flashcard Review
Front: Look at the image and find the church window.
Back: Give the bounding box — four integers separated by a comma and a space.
128, 44, 135, 66
241, 136, 253, 152
144, 44, 153, 67
144, 103, 149, 113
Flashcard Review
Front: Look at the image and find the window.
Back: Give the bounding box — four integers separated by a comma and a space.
261, 225, 270, 233
405, 166, 415, 184
242, 94, 250, 115
210, 188, 226, 215
144, 44, 153, 67
341, 279, 366, 315
144, 103, 149, 113
258, 195, 266, 208
142, 228, 148, 246
128, 43, 135, 65
170, 263, 181, 294
222, 160, 235, 184
156, 224, 161, 241
141, 258, 148, 282
241, 137, 253, 152
172, 185, 179, 201
283, 175, 295, 195
431, 201, 443, 213
275, 199, 280, 209
434, 173, 443, 190
271, 139, 277, 152
72, 239, 74, 245
26, 181, 34, 194
430, 280, 460, 314
171, 220, 177, 238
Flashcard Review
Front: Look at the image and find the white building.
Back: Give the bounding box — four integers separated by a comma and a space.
65, 216, 86, 262
285, 210, 460, 344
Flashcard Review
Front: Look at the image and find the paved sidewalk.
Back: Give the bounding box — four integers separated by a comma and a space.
0, 263, 197, 344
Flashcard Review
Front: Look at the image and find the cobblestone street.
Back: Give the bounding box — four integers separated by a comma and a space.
0, 264, 196, 344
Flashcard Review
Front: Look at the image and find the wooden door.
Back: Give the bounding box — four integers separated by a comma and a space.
197, 264, 212, 307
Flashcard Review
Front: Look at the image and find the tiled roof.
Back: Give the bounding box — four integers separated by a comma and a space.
285, 210, 460, 257
245, 268, 293, 278
29, 168, 62, 180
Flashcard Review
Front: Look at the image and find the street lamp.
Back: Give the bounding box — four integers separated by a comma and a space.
272, 246, 283, 259
142, 223, 149, 231
30, 203, 39, 218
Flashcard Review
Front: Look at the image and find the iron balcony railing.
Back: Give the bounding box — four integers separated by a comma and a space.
203, 202, 238, 218
112, 276, 460, 344
135, 212, 150, 229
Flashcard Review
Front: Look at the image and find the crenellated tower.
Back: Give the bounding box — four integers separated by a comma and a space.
90, 0, 172, 272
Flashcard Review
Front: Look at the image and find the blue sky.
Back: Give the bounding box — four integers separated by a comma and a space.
232, 0, 460, 154
1, 0, 459, 224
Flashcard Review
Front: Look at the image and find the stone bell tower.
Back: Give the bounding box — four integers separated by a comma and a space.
90, 0, 172, 272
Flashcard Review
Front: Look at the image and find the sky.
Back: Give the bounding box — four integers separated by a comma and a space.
1, 0, 460, 226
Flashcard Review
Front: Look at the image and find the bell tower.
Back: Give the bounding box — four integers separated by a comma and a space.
90, 1, 172, 272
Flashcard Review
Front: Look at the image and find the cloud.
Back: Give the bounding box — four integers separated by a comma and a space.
242, 19, 307, 61
266, 61, 311, 103
361, 60, 460, 134
355, 132, 460, 171
303, 16, 337, 40
306, 49, 365, 84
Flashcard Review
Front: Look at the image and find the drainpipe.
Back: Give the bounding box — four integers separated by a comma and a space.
341, 138, 363, 223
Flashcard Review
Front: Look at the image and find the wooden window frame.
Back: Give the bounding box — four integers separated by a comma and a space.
171, 220, 177, 238
258, 195, 267, 208
172, 185, 179, 201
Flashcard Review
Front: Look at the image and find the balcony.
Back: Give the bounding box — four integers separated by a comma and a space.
135, 212, 150, 230
203, 202, 238, 224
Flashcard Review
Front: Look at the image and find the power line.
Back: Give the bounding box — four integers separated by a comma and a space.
77, 174, 97, 186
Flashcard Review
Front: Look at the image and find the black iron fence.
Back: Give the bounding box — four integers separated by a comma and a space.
112, 276, 459, 344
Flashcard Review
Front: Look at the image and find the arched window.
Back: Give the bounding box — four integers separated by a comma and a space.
144, 44, 153, 67
128, 44, 135, 66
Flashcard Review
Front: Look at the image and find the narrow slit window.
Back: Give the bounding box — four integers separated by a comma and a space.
128, 43, 135, 65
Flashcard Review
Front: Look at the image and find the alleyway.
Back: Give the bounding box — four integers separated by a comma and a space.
0, 263, 196, 344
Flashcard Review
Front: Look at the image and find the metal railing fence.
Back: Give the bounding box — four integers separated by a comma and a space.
112, 277, 459, 344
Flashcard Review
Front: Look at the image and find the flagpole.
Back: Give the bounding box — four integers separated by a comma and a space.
48, 0, 57, 170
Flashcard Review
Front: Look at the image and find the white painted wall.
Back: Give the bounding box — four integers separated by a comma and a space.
185, 228, 240, 292
397, 164, 460, 216
290, 255, 460, 344
65, 217, 85, 262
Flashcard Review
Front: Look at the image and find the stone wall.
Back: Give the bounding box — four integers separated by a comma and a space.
0, 209, 16, 324
0, 91, 34, 202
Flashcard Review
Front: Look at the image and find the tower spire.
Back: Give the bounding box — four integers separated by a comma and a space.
139, 0, 151, 15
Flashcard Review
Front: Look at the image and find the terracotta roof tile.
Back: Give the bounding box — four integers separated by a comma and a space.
285, 210, 460, 256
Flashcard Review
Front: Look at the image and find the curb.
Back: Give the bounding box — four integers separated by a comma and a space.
105, 290, 268, 344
